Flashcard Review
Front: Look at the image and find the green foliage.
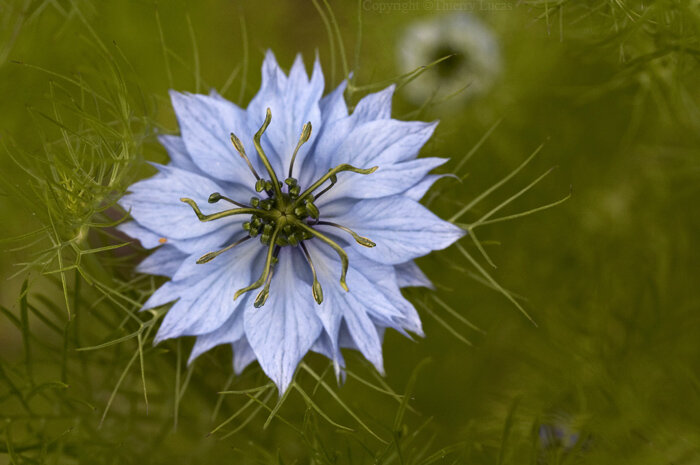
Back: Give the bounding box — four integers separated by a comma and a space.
0, 0, 698, 464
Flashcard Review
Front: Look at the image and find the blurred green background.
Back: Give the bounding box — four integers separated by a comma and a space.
1, 0, 699, 463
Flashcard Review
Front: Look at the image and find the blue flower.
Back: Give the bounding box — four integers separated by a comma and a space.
118, 51, 465, 393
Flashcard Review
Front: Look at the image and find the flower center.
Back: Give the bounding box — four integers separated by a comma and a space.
179, 108, 377, 308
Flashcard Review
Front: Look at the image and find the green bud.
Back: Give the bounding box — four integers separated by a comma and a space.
305, 201, 319, 220
255, 179, 265, 192
250, 197, 260, 207
208, 192, 222, 203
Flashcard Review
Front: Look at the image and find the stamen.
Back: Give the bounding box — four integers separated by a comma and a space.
315, 221, 376, 248
196, 236, 252, 264
234, 223, 282, 301
180, 198, 260, 222
312, 173, 337, 201
208, 192, 249, 209
293, 164, 378, 209
253, 108, 284, 201
230, 132, 261, 181
293, 220, 349, 292
288, 121, 312, 179
300, 242, 324, 305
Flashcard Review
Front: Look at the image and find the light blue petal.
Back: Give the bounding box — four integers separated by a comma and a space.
158, 135, 200, 173
395, 261, 433, 289
304, 241, 406, 373
118, 164, 244, 243
117, 221, 164, 249
136, 245, 187, 278
352, 85, 395, 121
317, 157, 448, 204
403, 174, 445, 201
153, 238, 263, 342
319, 196, 465, 265
169, 90, 257, 184
310, 332, 346, 382
302, 86, 404, 184
187, 307, 246, 364
246, 51, 324, 177
142, 280, 180, 310
232, 337, 258, 375
243, 247, 322, 393
319, 80, 348, 124
330, 119, 438, 168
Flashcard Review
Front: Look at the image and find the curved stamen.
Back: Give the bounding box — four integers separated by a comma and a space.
196, 236, 252, 264
288, 121, 312, 179
254, 247, 280, 308
315, 221, 376, 248
253, 108, 284, 201
293, 164, 378, 209
180, 198, 260, 222
208, 192, 249, 209
230, 132, 261, 181
234, 223, 282, 301
293, 220, 349, 292
300, 242, 323, 304
312, 174, 337, 201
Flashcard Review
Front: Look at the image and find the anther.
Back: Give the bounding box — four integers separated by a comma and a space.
196, 236, 251, 264
300, 242, 324, 305
230, 132, 261, 181
288, 121, 312, 179
208, 192, 249, 208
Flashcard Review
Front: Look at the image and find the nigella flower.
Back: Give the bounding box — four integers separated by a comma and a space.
397, 13, 501, 105
118, 51, 464, 393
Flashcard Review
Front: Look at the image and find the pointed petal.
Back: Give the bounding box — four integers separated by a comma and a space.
353, 85, 395, 120
330, 119, 438, 168
153, 238, 263, 342
169, 90, 256, 184
232, 337, 258, 375
117, 221, 166, 250
395, 261, 433, 289
187, 307, 246, 364
320, 196, 465, 265
244, 247, 322, 393
118, 164, 245, 243
247, 51, 324, 176
136, 245, 188, 278
317, 157, 448, 205
158, 135, 200, 173
319, 80, 348, 124
310, 332, 346, 382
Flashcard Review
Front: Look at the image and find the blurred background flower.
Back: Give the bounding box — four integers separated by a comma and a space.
397, 13, 502, 106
